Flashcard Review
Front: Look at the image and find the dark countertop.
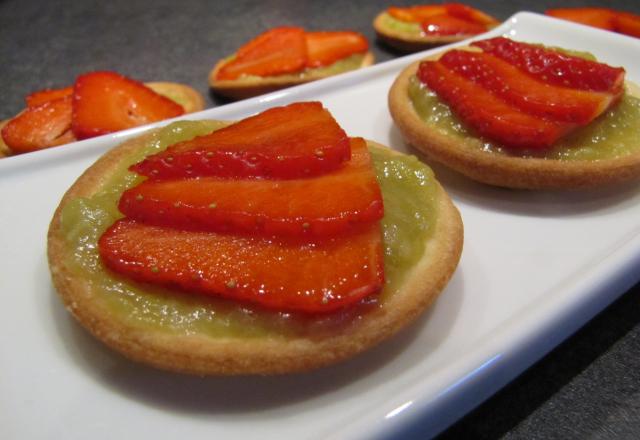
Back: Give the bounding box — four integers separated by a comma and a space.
2, 0, 639, 438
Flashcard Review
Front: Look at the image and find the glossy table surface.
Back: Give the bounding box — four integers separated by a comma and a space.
1, 0, 639, 438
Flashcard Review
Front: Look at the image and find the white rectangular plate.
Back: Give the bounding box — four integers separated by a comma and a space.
2, 12, 640, 440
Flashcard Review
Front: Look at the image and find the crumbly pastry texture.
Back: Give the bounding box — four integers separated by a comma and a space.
389, 57, 640, 189
47, 129, 463, 375
209, 53, 375, 100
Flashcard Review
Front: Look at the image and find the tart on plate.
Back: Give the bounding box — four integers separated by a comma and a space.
389, 37, 640, 189
209, 27, 374, 99
0, 71, 205, 157
48, 102, 463, 375
373, 3, 499, 52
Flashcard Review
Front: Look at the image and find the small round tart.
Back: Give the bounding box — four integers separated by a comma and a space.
209, 53, 375, 100
389, 58, 640, 189
146, 82, 206, 114
373, 12, 492, 52
47, 123, 463, 375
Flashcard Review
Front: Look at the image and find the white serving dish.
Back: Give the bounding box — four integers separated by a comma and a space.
2, 12, 640, 440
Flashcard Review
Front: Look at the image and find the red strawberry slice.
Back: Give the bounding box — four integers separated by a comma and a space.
614, 12, 640, 37
387, 5, 448, 23
546, 8, 616, 30
1, 96, 76, 154
120, 138, 382, 237
446, 3, 499, 26
421, 14, 487, 36
98, 218, 384, 313
439, 50, 619, 124
305, 31, 368, 68
71, 71, 184, 140
471, 37, 625, 93
418, 60, 575, 149
216, 27, 307, 80
26, 86, 73, 108
131, 102, 350, 180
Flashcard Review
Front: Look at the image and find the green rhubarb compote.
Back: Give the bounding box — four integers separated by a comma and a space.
378, 12, 423, 36
226, 54, 366, 81
59, 121, 438, 338
408, 75, 640, 160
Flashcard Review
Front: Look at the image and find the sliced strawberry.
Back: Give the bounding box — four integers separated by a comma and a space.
216, 27, 307, 80
1, 96, 76, 154
471, 37, 625, 93
131, 102, 350, 180
387, 5, 448, 23
418, 60, 575, 149
546, 8, 616, 30
421, 14, 487, 36
305, 31, 368, 68
99, 218, 384, 313
614, 12, 640, 37
120, 138, 382, 237
439, 50, 619, 124
26, 86, 73, 108
446, 3, 499, 26
71, 71, 184, 140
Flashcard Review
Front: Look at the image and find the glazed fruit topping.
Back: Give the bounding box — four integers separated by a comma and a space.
120, 138, 382, 237
215, 27, 368, 80
101, 103, 385, 313
131, 102, 350, 180
388, 3, 498, 36
26, 86, 73, 108
1, 96, 75, 154
99, 219, 384, 313
418, 61, 575, 149
546, 8, 640, 38
471, 37, 625, 93
216, 27, 307, 81
439, 49, 619, 124
72, 71, 184, 140
419, 38, 627, 149
305, 31, 368, 68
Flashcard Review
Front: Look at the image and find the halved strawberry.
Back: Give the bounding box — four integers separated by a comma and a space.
99, 218, 384, 313
614, 12, 640, 37
546, 7, 616, 30
305, 31, 368, 68
71, 71, 185, 140
421, 14, 487, 36
1, 96, 76, 154
471, 37, 625, 93
446, 3, 499, 26
120, 138, 382, 237
387, 5, 448, 23
216, 27, 307, 80
131, 102, 350, 180
26, 86, 73, 108
439, 50, 619, 124
418, 60, 574, 149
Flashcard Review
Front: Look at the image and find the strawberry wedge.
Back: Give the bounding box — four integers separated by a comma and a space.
72, 71, 184, 140
99, 219, 384, 313
1, 96, 75, 154
120, 138, 382, 237
305, 31, 368, 68
26, 86, 73, 108
471, 37, 625, 93
418, 61, 575, 149
131, 102, 350, 180
216, 27, 307, 80
439, 50, 619, 124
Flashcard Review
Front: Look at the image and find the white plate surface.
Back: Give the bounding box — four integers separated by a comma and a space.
2, 12, 640, 440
